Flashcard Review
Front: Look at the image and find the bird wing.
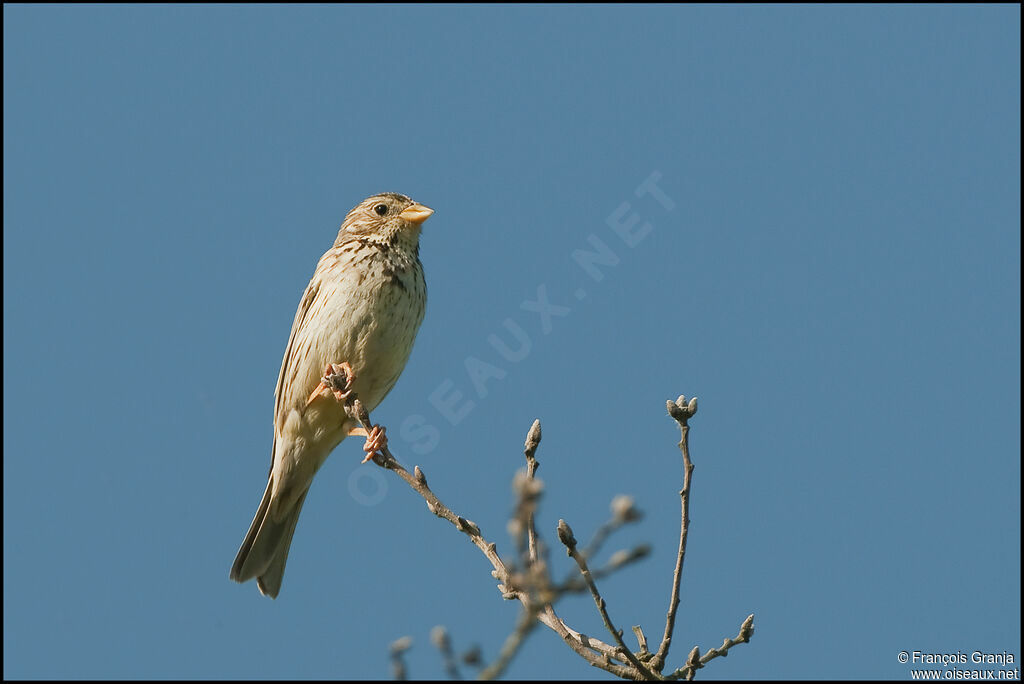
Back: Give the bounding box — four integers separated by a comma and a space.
268, 275, 322, 473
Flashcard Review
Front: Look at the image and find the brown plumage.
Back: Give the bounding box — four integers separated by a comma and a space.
230, 192, 431, 597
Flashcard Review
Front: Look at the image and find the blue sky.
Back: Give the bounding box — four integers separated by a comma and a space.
3, 4, 1019, 680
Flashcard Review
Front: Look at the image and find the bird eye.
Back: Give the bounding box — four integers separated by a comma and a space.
374, 204, 388, 216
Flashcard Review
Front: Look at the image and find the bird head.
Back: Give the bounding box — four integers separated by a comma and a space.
335, 192, 433, 251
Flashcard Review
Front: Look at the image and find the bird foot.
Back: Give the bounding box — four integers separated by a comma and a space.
348, 425, 388, 463
306, 362, 356, 406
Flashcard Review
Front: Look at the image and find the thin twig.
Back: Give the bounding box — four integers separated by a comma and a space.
431, 626, 462, 680
476, 605, 540, 680
347, 393, 750, 680
581, 519, 619, 560
346, 402, 636, 677
663, 614, 755, 681
476, 421, 547, 680
523, 419, 542, 564
482, 420, 650, 680
461, 644, 483, 671
558, 520, 659, 679
557, 544, 651, 594
651, 396, 698, 672
389, 636, 412, 681
578, 495, 642, 563
345, 400, 514, 597
632, 626, 652, 661
538, 604, 638, 678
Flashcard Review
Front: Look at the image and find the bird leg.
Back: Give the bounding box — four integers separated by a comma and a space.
306, 362, 387, 461
306, 362, 356, 406
348, 425, 388, 463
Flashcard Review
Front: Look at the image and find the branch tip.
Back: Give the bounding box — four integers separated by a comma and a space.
556, 519, 577, 550
610, 494, 642, 523
525, 419, 542, 454
740, 614, 755, 641
389, 636, 413, 654
430, 625, 449, 650
350, 390, 749, 680
462, 644, 482, 666
632, 625, 649, 654
666, 395, 698, 423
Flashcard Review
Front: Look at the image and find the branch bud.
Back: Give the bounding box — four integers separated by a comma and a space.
389, 636, 413, 654
526, 419, 542, 447
461, 645, 482, 666
430, 625, 450, 650
740, 614, 755, 641
556, 519, 577, 550
610, 494, 642, 523
512, 468, 544, 497
524, 419, 542, 459
667, 394, 698, 422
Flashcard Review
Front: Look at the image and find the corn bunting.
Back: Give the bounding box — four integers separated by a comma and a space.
230, 192, 432, 598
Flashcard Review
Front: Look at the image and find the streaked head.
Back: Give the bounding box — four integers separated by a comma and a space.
336, 192, 433, 248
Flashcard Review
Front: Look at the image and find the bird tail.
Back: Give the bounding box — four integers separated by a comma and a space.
230, 479, 309, 599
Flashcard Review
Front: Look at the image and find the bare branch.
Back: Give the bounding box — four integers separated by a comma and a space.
344, 399, 513, 598
475, 422, 547, 680
557, 544, 651, 595
683, 646, 700, 682
389, 636, 412, 681
559, 520, 659, 679
651, 395, 698, 671
580, 494, 643, 561
524, 419, 542, 564
482, 421, 651, 680
664, 614, 755, 681
537, 605, 639, 678
431, 625, 461, 680
476, 605, 539, 680
347, 392, 751, 680
348, 404, 636, 677
510, 469, 544, 565
632, 625, 651, 660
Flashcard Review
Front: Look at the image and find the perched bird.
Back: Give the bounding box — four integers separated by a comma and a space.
230, 192, 432, 598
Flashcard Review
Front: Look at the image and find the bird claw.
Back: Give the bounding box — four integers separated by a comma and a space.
306, 362, 356, 406
348, 425, 388, 462
309, 362, 386, 462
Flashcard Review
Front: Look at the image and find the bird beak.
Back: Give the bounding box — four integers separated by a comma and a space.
398, 203, 434, 225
